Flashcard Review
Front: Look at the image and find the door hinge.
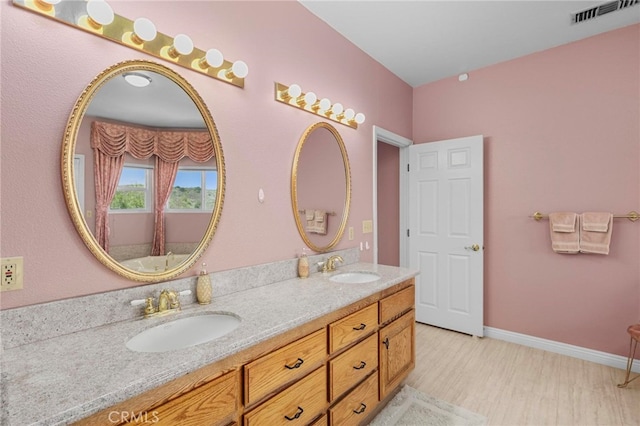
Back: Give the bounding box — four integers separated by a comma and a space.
407, 229, 410, 237
407, 163, 410, 172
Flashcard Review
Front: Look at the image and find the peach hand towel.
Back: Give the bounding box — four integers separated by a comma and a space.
582, 212, 611, 232
549, 212, 577, 232
311, 210, 327, 235
549, 212, 579, 254
579, 212, 613, 255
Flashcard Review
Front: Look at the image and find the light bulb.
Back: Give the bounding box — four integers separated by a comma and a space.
318, 98, 331, 112
86, 0, 114, 26
205, 49, 224, 68
355, 112, 366, 124
287, 84, 302, 99
123, 72, 152, 88
331, 103, 344, 115
344, 108, 355, 120
172, 34, 194, 56
230, 60, 249, 78
132, 18, 156, 43
304, 92, 317, 106
34, 0, 60, 12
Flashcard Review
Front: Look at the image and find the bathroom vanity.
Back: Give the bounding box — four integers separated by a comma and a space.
1, 262, 417, 425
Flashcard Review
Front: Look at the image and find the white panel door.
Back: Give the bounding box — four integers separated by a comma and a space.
409, 136, 484, 337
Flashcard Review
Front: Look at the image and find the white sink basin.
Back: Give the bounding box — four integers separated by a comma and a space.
126, 313, 240, 353
329, 272, 381, 284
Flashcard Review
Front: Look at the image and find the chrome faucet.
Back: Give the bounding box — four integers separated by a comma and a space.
130, 289, 192, 318
323, 255, 344, 273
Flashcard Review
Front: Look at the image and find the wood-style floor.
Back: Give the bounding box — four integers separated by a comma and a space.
405, 323, 640, 426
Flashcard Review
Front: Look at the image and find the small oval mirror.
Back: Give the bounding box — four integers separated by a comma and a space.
291, 122, 351, 252
61, 60, 225, 282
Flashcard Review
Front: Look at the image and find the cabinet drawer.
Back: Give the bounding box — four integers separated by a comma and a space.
244, 329, 326, 406
329, 303, 378, 354
328, 333, 378, 401
329, 371, 378, 426
379, 285, 414, 325
310, 413, 328, 426
144, 370, 238, 426
243, 366, 327, 426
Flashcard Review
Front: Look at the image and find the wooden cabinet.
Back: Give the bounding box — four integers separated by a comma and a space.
85, 279, 415, 426
129, 370, 239, 426
329, 371, 379, 426
379, 311, 415, 400
328, 333, 378, 402
328, 303, 378, 354
244, 329, 326, 406
243, 366, 327, 426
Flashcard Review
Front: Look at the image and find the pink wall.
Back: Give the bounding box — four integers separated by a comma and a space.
377, 142, 400, 266
0, 1, 412, 309
413, 24, 640, 357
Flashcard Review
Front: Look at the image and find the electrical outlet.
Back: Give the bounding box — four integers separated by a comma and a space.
1, 257, 24, 291
348, 227, 354, 240
362, 220, 373, 234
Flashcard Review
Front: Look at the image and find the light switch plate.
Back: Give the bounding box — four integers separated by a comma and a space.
362, 220, 373, 234
348, 227, 354, 240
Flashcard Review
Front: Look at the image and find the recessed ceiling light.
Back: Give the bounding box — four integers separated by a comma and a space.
123, 72, 152, 87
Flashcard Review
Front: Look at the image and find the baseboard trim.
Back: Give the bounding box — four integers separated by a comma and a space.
484, 326, 640, 373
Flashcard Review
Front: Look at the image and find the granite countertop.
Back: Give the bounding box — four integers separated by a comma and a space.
1, 263, 417, 425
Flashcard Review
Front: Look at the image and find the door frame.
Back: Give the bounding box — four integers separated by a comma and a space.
372, 126, 412, 267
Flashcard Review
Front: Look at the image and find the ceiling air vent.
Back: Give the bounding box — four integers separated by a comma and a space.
571, 0, 639, 24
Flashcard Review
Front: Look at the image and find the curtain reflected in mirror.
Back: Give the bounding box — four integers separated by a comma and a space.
292, 122, 351, 253
62, 60, 225, 281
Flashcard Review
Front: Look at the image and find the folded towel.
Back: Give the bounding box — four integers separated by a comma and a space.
549, 213, 580, 254
580, 213, 613, 255
315, 210, 325, 222
582, 212, 611, 232
548, 212, 577, 232
305, 209, 314, 221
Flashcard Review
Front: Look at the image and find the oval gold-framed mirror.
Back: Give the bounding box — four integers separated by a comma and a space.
61, 60, 225, 282
291, 122, 351, 253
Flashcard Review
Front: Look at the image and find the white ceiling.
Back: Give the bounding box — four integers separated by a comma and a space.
299, 0, 640, 87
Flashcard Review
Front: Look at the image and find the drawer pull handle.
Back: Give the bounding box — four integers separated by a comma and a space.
353, 323, 367, 331
383, 337, 390, 349
353, 361, 367, 370
284, 358, 304, 370
353, 403, 367, 415
284, 406, 304, 421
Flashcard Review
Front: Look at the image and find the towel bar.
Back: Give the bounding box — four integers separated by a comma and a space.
530, 211, 639, 222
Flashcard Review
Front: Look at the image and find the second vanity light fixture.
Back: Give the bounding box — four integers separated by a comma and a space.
13, 0, 248, 88
275, 82, 366, 129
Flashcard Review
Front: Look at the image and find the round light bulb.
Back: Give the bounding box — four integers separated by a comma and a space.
287, 84, 302, 98
205, 49, 224, 68
173, 34, 194, 55
344, 108, 355, 120
304, 92, 317, 105
86, 0, 114, 26
355, 112, 366, 124
133, 18, 156, 42
231, 60, 249, 78
319, 98, 331, 112
332, 103, 344, 115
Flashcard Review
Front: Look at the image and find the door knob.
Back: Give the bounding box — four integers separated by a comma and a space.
465, 244, 480, 251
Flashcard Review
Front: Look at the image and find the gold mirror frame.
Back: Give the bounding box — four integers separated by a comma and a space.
291, 122, 351, 253
61, 60, 225, 282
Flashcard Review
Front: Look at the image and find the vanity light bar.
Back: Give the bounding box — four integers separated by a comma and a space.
275, 83, 366, 129
12, 0, 248, 88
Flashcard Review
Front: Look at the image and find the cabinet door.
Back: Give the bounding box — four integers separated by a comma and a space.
379, 310, 415, 400
139, 370, 238, 426
244, 329, 326, 406
328, 333, 378, 402
243, 366, 327, 426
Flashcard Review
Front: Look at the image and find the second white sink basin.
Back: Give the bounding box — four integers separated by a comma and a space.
329, 272, 381, 284
126, 313, 240, 353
